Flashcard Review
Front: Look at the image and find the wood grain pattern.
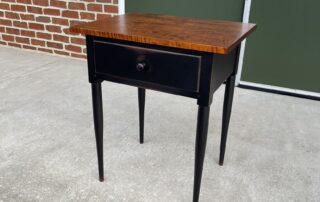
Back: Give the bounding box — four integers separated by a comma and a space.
70, 13, 256, 54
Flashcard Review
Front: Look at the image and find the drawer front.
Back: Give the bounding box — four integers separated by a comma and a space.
93, 41, 201, 92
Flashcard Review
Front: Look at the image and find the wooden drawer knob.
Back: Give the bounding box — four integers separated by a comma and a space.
136, 62, 147, 72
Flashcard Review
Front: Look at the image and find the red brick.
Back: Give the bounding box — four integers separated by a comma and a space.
97, 14, 111, 20
71, 37, 85, 45
13, 21, 28, 28
43, 8, 60, 16
8, 42, 22, 48
104, 5, 118, 13
65, 44, 82, 53
2, 34, 15, 42
47, 41, 63, 49
80, 12, 95, 20
113, 0, 118, 4
36, 32, 51, 40
1, 0, 15, 2
20, 14, 35, 21
71, 53, 87, 59
17, 0, 32, 4
16, 36, 30, 44
52, 18, 69, 26
0, 11, 3, 17
36, 16, 51, 23
0, 41, 6, 45
69, 20, 82, 26
50, 0, 67, 8
21, 30, 35, 37
87, 4, 103, 12
63, 28, 70, 34
27, 6, 43, 14
29, 23, 44, 30
5, 12, 20, 20
31, 39, 45, 46
0, 3, 10, 10
54, 50, 70, 56
62, 10, 79, 19
68, 2, 85, 10
38, 47, 53, 53
53, 34, 69, 43
46, 25, 61, 33
11, 5, 27, 12
32, 0, 49, 6
0, 19, 12, 26
6, 27, 20, 35
23, 45, 37, 50
0, 27, 5, 32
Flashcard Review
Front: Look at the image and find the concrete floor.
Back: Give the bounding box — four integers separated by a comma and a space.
0, 46, 319, 202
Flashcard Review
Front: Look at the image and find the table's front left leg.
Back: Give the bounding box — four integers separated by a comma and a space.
219, 75, 236, 166
193, 105, 210, 202
91, 81, 104, 181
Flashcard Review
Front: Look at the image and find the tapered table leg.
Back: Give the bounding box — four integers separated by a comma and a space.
91, 81, 104, 181
219, 75, 236, 166
193, 105, 210, 202
138, 88, 145, 144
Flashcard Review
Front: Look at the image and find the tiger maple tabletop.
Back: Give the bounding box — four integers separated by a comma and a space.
70, 13, 256, 202
70, 13, 256, 54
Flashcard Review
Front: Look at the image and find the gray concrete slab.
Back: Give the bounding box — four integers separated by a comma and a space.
0, 46, 319, 202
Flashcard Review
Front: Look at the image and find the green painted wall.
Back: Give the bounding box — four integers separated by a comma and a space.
126, 0, 244, 21
242, 0, 320, 93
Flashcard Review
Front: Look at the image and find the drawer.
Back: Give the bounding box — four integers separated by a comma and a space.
93, 40, 201, 92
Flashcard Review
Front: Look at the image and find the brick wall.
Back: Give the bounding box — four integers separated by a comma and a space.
0, 0, 119, 59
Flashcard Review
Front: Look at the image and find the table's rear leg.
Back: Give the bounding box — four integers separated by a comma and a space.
193, 105, 210, 202
138, 88, 145, 144
219, 75, 236, 166
91, 81, 104, 181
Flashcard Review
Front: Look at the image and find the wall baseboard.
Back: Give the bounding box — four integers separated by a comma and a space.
238, 81, 320, 101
